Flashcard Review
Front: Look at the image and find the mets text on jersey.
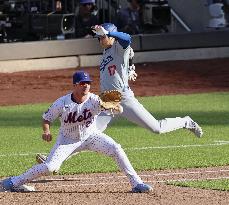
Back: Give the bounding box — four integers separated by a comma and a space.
64, 108, 92, 127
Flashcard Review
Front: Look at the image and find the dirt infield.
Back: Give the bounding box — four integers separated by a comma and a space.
0, 58, 229, 106
1, 167, 229, 205
0, 58, 229, 204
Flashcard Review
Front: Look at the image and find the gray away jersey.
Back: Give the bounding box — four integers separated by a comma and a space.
100, 41, 131, 92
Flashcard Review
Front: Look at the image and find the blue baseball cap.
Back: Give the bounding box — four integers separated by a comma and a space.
94, 23, 118, 37
101, 23, 118, 33
73, 71, 92, 84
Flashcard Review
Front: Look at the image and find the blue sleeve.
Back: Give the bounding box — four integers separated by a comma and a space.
108, 32, 131, 49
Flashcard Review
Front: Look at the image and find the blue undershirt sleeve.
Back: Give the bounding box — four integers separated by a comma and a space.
108, 32, 131, 49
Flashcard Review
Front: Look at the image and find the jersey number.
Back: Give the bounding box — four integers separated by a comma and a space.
108, 65, 116, 76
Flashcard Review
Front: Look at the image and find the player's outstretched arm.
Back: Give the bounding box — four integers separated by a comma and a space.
42, 119, 52, 142
91, 25, 131, 48
108, 31, 131, 49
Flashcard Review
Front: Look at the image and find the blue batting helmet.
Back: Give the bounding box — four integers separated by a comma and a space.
101, 23, 118, 33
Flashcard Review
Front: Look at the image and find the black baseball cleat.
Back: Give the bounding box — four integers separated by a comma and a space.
132, 183, 153, 193
0, 178, 35, 192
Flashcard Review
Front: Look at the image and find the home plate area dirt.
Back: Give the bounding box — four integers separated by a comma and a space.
0, 59, 229, 204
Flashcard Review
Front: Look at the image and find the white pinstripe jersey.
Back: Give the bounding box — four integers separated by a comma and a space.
42, 92, 101, 141
100, 41, 131, 92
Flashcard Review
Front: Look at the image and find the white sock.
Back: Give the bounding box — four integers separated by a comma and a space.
159, 117, 186, 133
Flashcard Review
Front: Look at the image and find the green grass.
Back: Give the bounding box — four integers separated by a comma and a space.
168, 179, 229, 191
0, 92, 229, 192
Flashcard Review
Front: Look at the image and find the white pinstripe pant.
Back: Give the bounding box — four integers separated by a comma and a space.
11, 132, 143, 188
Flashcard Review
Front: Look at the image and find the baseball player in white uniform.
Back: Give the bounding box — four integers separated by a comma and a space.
92, 23, 203, 137
0, 71, 152, 193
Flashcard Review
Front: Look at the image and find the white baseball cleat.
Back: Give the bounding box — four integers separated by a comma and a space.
184, 116, 203, 137
0, 178, 35, 192
10, 184, 36, 192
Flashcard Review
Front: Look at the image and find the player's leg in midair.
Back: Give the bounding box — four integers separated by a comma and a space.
120, 91, 203, 137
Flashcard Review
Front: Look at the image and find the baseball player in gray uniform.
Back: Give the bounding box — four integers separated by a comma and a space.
92, 23, 203, 137
0, 71, 152, 193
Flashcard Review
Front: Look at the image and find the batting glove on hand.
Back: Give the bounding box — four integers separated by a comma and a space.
128, 65, 138, 81
91, 25, 108, 36
129, 47, 134, 59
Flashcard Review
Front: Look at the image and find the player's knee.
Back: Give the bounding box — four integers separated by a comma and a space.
110, 143, 124, 157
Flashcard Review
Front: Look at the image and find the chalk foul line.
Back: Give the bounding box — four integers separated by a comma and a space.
0, 141, 229, 157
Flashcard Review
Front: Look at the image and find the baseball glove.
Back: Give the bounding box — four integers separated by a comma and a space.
99, 90, 122, 110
